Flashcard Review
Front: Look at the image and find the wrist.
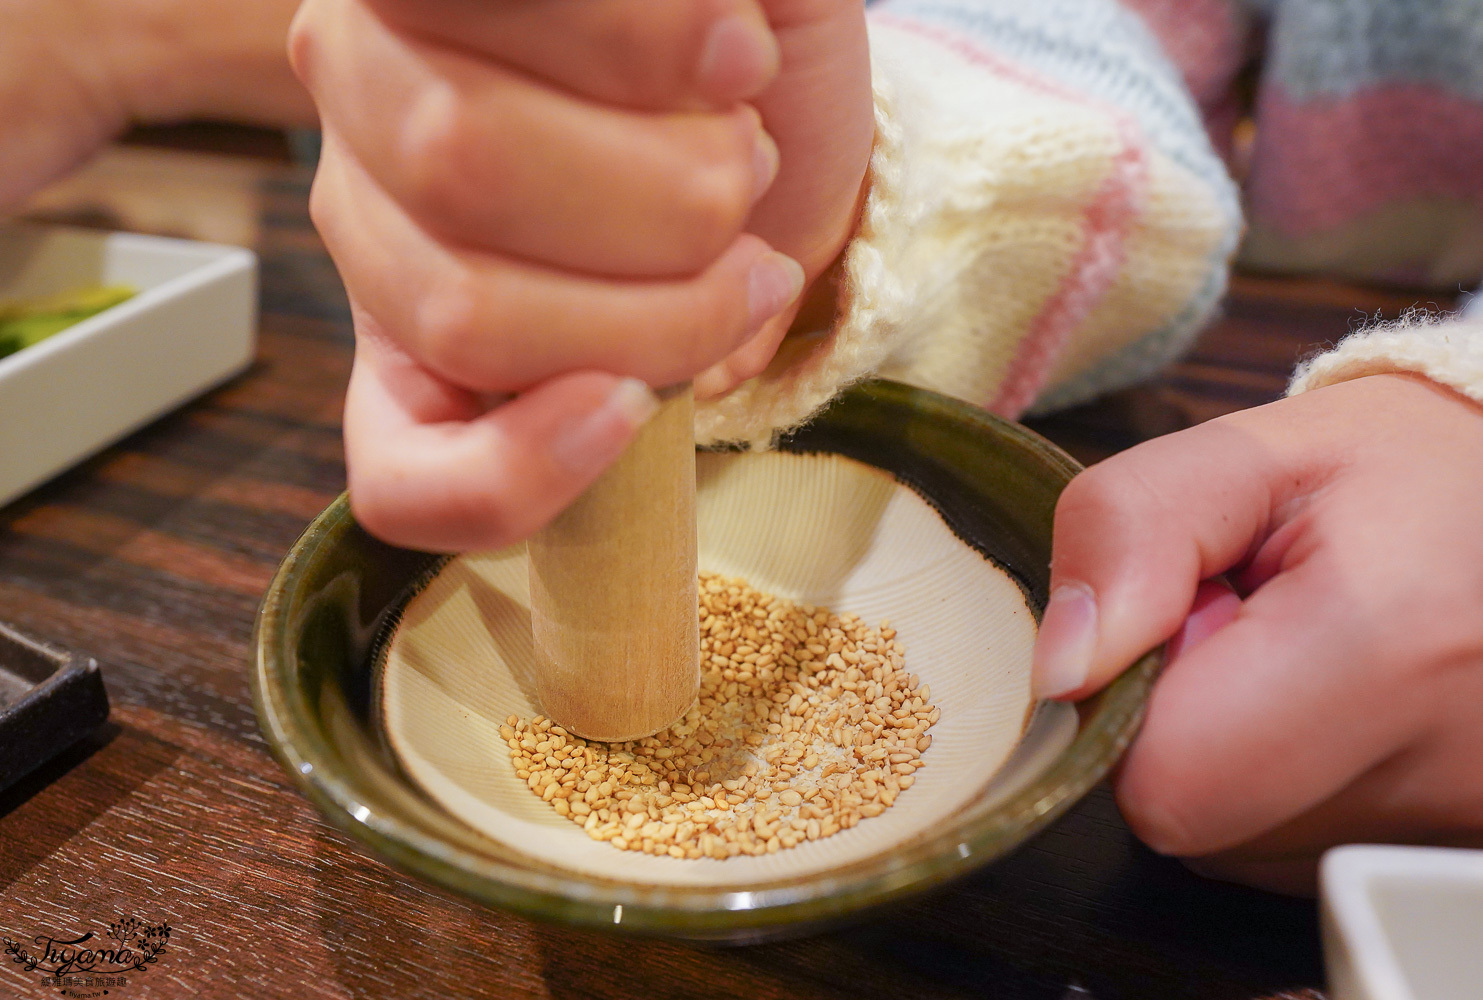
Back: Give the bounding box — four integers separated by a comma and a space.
76, 0, 315, 129
1360, 370, 1483, 423
0, 0, 130, 206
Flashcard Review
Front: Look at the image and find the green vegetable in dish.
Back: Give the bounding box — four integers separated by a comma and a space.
0, 284, 136, 360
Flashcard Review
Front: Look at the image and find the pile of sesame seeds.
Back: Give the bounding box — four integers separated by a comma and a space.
503, 571, 939, 860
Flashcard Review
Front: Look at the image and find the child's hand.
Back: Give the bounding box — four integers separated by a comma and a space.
289, 0, 873, 551
1035, 373, 1483, 893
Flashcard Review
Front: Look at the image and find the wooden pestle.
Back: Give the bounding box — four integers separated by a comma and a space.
527, 386, 700, 742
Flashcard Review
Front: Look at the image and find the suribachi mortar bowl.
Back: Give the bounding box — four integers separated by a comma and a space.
251, 380, 1157, 941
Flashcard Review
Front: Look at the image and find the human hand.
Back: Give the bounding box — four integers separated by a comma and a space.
1033, 373, 1483, 893
0, 0, 312, 211
289, 0, 873, 551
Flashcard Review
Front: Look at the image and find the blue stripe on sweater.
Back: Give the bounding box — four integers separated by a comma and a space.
1026, 259, 1232, 414
1264, 0, 1483, 102
871, 0, 1238, 219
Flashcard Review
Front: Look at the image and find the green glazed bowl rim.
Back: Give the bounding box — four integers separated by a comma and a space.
251, 381, 1157, 937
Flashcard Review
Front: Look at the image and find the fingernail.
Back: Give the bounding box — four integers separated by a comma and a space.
1032, 582, 1099, 699
752, 128, 780, 202
697, 14, 780, 100
747, 252, 804, 327
549, 378, 659, 477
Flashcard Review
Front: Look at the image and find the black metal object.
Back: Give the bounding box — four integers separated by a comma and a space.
0, 621, 110, 791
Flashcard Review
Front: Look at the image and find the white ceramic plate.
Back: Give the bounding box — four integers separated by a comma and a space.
0, 222, 256, 506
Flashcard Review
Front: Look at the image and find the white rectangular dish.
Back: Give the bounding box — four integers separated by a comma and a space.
1323, 844, 1483, 1000
0, 222, 256, 507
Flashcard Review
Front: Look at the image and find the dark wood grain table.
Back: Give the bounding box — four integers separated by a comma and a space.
0, 144, 1449, 1000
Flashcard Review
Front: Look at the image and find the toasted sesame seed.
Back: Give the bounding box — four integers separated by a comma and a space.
505, 572, 937, 858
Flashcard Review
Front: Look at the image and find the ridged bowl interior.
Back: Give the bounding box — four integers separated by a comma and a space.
380, 451, 1072, 887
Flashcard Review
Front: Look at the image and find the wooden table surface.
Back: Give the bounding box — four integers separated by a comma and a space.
0, 144, 1450, 1000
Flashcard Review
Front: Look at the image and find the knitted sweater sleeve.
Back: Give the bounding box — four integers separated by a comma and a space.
1288, 311, 1483, 405
695, 0, 1243, 447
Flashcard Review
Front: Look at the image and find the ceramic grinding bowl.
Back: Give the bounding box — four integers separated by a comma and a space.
252, 381, 1157, 940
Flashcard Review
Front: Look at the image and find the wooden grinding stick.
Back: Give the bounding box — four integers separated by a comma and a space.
527, 386, 700, 743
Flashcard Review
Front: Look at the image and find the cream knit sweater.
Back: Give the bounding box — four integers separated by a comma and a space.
695, 0, 1483, 446
697, 1, 1242, 446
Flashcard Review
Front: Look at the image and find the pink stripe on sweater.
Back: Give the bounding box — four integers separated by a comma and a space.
1248, 83, 1483, 237
872, 15, 1150, 417
994, 141, 1148, 416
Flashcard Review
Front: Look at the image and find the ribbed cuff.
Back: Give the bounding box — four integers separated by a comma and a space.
1287, 311, 1483, 405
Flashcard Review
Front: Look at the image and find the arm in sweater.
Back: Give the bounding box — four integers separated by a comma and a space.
697, 0, 1243, 446
1102, 0, 1483, 413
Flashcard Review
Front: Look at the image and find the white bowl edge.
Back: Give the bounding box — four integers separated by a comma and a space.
1322, 844, 1483, 1000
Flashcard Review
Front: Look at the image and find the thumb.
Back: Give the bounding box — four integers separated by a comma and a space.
748, 0, 873, 280
1031, 420, 1282, 700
